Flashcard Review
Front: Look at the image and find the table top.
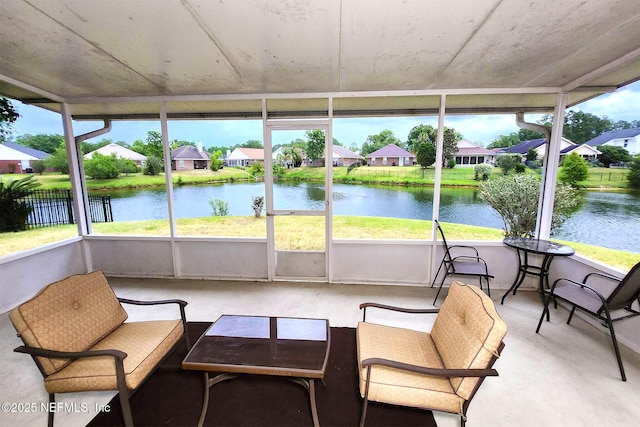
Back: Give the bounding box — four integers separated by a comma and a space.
182, 315, 331, 379
503, 237, 575, 256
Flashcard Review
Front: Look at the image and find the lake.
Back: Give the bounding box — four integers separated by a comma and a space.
104, 182, 640, 253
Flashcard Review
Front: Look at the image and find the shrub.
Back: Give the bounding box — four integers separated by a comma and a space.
144, 156, 163, 176
514, 163, 526, 173
84, 153, 119, 179
251, 196, 264, 218
210, 150, 223, 171
249, 161, 264, 177
117, 158, 138, 175
31, 159, 47, 174
474, 164, 493, 181
479, 174, 579, 237
628, 155, 640, 189
447, 158, 456, 169
496, 154, 522, 175
559, 152, 589, 187
209, 198, 229, 216
0, 175, 41, 232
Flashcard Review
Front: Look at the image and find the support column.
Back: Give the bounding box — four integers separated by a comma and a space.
61, 103, 90, 236
536, 93, 567, 239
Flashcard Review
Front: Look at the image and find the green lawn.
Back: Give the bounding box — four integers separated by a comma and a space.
0, 164, 632, 190
1, 217, 637, 271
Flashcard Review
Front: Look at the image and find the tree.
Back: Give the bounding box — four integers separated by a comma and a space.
562, 110, 615, 143
239, 140, 263, 149
361, 129, 401, 157
84, 153, 120, 179
488, 133, 520, 149
442, 128, 459, 166
45, 145, 70, 174
81, 138, 116, 155
415, 142, 436, 176
479, 174, 579, 237
15, 134, 64, 154
525, 147, 538, 162
597, 145, 631, 167
627, 155, 640, 189
406, 124, 437, 153
559, 152, 588, 187
145, 131, 164, 158
0, 97, 19, 142
496, 153, 522, 175
304, 129, 325, 165
210, 150, 223, 171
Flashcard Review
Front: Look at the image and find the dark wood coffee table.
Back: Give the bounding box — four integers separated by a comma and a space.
182, 315, 331, 427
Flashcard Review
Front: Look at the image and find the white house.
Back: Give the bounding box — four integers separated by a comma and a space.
585, 127, 640, 156
227, 147, 264, 167
84, 143, 147, 166
454, 139, 497, 166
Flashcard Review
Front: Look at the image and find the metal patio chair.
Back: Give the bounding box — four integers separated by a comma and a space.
536, 261, 640, 381
431, 219, 493, 304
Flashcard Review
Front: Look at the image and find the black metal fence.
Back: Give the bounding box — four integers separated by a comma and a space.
25, 189, 113, 228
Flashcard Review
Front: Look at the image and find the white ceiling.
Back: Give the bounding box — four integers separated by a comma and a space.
1, 0, 639, 119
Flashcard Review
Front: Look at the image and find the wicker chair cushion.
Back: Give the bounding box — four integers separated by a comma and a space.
9, 271, 128, 375
431, 281, 507, 400
357, 321, 464, 415
44, 319, 183, 393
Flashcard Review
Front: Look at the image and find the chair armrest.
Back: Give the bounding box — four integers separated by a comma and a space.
14, 345, 127, 361
583, 271, 622, 284
118, 298, 187, 308
359, 302, 439, 322
362, 357, 499, 378
547, 278, 608, 305
449, 244, 480, 256
450, 255, 488, 264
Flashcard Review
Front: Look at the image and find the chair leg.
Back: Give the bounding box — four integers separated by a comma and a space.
566, 306, 577, 324
433, 274, 448, 305
603, 309, 626, 381
48, 394, 55, 427
485, 276, 491, 297
359, 366, 372, 427
431, 260, 445, 288
536, 293, 552, 333
115, 359, 134, 426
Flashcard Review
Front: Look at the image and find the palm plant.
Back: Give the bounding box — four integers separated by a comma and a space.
0, 175, 41, 232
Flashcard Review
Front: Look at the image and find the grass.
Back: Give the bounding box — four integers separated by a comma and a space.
2, 217, 637, 271
1, 164, 631, 191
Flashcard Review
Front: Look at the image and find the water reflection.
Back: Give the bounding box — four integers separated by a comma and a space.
102, 182, 640, 253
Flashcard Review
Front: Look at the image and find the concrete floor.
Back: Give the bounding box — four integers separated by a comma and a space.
1, 278, 639, 427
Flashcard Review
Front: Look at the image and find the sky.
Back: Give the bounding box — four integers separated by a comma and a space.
9, 80, 640, 149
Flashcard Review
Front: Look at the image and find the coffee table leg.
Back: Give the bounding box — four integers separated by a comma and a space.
198, 373, 238, 427
309, 379, 319, 427
289, 378, 320, 427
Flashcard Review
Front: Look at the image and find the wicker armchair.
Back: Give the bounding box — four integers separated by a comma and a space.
9, 271, 189, 427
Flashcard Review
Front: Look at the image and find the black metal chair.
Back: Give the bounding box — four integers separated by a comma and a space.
431, 219, 493, 304
536, 261, 640, 381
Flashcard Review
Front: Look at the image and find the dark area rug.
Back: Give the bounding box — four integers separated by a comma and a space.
88, 322, 437, 427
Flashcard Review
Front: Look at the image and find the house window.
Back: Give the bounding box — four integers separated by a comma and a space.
383, 157, 387, 165
624, 139, 629, 148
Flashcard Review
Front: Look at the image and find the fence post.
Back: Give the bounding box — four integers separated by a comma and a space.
66, 190, 75, 224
